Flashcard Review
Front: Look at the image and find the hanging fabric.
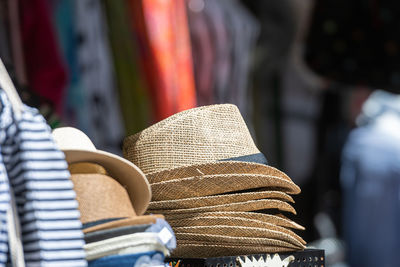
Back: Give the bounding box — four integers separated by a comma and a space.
18, 0, 67, 115
129, 0, 197, 122
214, 0, 259, 123
47, 0, 91, 134
186, 0, 215, 106
186, 0, 259, 124
0, 1, 13, 71
0, 58, 87, 266
102, 0, 151, 135
74, 0, 125, 155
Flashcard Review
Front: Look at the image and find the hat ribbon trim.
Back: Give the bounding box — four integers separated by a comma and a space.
220, 153, 268, 165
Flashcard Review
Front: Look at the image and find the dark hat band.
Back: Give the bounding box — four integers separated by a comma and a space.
220, 153, 268, 165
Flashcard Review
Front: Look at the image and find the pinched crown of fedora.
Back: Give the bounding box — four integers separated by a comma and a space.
123, 104, 267, 175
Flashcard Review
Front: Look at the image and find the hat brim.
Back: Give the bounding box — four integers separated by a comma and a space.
150, 173, 300, 201
146, 161, 293, 184
175, 233, 301, 249
166, 216, 305, 245
148, 190, 294, 210
173, 225, 305, 248
63, 149, 151, 216
83, 214, 163, 233
147, 199, 296, 215
164, 211, 305, 230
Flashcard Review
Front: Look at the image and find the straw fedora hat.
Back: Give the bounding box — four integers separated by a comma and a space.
168, 216, 305, 244
164, 211, 305, 230
174, 233, 301, 249
148, 190, 294, 210
71, 173, 162, 233
123, 104, 300, 194
53, 127, 151, 215
173, 225, 305, 248
147, 199, 297, 215
149, 173, 299, 201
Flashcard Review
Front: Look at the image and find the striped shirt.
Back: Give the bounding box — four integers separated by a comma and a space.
0, 91, 87, 266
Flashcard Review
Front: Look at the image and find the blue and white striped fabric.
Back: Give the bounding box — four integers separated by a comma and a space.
0, 91, 87, 266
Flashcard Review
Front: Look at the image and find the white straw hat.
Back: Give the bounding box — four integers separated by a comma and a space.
53, 127, 151, 215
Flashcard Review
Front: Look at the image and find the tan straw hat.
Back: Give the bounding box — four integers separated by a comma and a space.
148, 190, 294, 210
175, 233, 301, 249
145, 161, 293, 184
53, 127, 151, 215
123, 104, 299, 194
150, 173, 299, 201
71, 174, 162, 233
167, 216, 305, 244
165, 211, 305, 230
148, 199, 297, 215
174, 225, 305, 248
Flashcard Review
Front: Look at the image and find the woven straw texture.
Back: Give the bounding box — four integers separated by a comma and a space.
148, 199, 296, 215
71, 174, 136, 223
175, 233, 301, 249
148, 190, 294, 210
122, 104, 306, 256
146, 161, 291, 184
165, 211, 305, 230
83, 214, 163, 234
150, 174, 300, 201
69, 162, 108, 175
123, 104, 261, 174
174, 225, 305, 247
168, 216, 305, 244
171, 242, 295, 258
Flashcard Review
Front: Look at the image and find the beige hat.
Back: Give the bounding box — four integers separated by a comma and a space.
150, 173, 299, 201
71, 174, 162, 233
148, 190, 294, 210
174, 233, 301, 249
164, 211, 305, 230
167, 216, 305, 244
145, 161, 293, 184
148, 199, 297, 215
173, 225, 305, 248
53, 127, 151, 215
123, 104, 299, 195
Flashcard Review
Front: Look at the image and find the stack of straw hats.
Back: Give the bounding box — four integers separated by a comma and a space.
123, 104, 306, 258
53, 127, 176, 266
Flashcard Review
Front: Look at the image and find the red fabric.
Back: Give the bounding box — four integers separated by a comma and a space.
129, 0, 197, 122
19, 0, 67, 114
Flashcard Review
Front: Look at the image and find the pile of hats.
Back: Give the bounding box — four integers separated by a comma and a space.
123, 104, 306, 258
53, 127, 176, 266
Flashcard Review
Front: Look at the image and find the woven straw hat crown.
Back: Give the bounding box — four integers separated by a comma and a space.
123, 104, 260, 174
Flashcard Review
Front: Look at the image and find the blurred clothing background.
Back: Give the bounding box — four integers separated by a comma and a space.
0, 0, 399, 266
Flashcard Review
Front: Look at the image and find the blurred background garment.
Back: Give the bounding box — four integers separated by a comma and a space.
102, 0, 151, 136
341, 90, 400, 267
187, 0, 259, 125
74, 0, 125, 154
129, 0, 197, 122
19, 0, 67, 115
48, 0, 91, 135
